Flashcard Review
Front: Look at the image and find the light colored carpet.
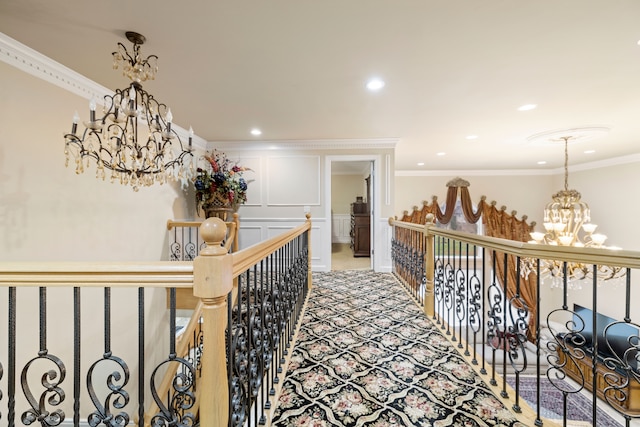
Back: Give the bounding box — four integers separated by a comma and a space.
331, 243, 371, 271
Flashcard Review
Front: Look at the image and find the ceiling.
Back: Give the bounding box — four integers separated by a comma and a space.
2, 0, 640, 172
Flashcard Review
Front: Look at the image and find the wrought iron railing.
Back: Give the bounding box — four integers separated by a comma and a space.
0, 214, 311, 426
390, 213, 640, 427
167, 214, 239, 261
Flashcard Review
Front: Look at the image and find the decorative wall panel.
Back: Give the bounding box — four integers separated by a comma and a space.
267, 156, 320, 205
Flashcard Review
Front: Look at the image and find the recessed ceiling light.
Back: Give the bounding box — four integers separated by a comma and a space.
417, 162, 425, 166
517, 104, 537, 111
584, 149, 596, 154
436, 152, 446, 156
366, 78, 385, 91
250, 128, 262, 136
537, 161, 547, 165
466, 135, 478, 140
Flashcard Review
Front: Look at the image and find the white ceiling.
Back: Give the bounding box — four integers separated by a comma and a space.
2, 0, 640, 172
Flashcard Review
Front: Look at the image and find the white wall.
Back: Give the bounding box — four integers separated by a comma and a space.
214, 147, 395, 272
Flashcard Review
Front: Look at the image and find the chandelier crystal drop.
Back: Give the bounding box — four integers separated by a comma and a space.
526, 135, 625, 288
63, 31, 194, 191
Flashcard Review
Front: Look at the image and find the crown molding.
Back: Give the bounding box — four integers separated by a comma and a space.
0, 32, 110, 101
211, 138, 399, 151
567, 152, 640, 173
397, 153, 640, 177
0, 31, 207, 149
395, 168, 555, 177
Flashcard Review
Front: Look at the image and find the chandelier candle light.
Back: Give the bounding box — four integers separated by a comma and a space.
64, 31, 194, 191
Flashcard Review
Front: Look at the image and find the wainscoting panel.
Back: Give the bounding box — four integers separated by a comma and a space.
239, 217, 329, 271
238, 226, 263, 249
266, 156, 320, 206
376, 217, 393, 272
331, 213, 351, 244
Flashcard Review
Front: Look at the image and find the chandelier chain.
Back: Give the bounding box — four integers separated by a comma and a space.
563, 136, 569, 192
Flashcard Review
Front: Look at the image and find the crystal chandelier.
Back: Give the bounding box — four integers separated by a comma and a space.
63, 31, 194, 191
529, 136, 606, 248
527, 135, 625, 286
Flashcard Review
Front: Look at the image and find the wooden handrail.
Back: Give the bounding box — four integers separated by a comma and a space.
0, 261, 194, 287
231, 214, 311, 277
389, 217, 640, 269
167, 220, 203, 230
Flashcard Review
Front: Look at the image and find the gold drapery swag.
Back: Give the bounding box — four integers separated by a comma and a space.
399, 177, 538, 339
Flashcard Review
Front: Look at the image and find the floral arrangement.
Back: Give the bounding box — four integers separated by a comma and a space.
193, 150, 250, 216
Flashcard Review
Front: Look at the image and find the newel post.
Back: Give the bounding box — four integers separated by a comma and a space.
193, 217, 233, 426
424, 213, 435, 317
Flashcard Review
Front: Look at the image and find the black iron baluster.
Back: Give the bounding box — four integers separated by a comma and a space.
8, 287, 16, 426
479, 247, 487, 375
267, 253, 276, 407
509, 255, 529, 413
444, 237, 454, 336
434, 236, 444, 325
185, 227, 197, 261
487, 251, 501, 386
170, 227, 181, 261
469, 245, 482, 363
454, 240, 466, 347
86, 288, 130, 427
500, 252, 508, 398
277, 245, 286, 376
534, 258, 542, 427
149, 287, 196, 427
21, 287, 66, 426
258, 260, 267, 425
138, 287, 144, 427
74, 287, 81, 426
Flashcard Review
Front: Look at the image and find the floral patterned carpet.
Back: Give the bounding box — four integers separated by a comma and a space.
271, 271, 527, 426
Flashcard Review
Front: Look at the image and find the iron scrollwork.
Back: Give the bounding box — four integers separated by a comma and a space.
86, 354, 130, 427
20, 352, 66, 426
149, 356, 197, 427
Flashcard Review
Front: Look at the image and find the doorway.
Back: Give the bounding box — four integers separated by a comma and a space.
325, 155, 379, 271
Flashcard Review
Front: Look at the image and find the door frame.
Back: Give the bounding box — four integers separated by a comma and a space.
325, 154, 381, 271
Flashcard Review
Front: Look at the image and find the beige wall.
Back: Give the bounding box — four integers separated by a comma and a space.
331, 174, 367, 215
394, 173, 554, 227
395, 165, 640, 329
0, 62, 191, 262
0, 61, 174, 417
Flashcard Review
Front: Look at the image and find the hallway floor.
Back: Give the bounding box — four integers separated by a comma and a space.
270, 271, 527, 426
331, 243, 371, 271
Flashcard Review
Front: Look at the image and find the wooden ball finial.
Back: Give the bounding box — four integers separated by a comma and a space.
199, 217, 229, 255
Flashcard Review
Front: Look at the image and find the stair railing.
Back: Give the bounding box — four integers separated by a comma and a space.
0, 214, 312, 426
390, 213, 640, 426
